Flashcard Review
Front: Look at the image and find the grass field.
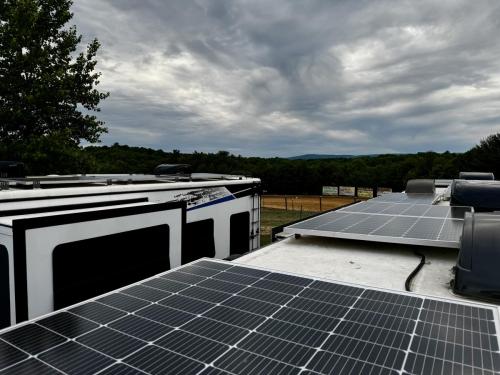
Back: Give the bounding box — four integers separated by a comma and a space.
260, 207, 317, 246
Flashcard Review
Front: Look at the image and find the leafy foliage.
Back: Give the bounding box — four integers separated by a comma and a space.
460, 133, 500, 178
0, 0, 109, 149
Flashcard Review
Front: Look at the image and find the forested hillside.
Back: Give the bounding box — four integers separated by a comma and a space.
3, 133, 499, 195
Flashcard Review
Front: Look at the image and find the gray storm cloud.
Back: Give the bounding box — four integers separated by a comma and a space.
73, 0, 500, 156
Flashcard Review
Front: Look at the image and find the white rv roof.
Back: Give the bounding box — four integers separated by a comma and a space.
0, 177, 260, 201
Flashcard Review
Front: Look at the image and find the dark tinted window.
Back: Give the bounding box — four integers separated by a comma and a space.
230, 212, 250, 255
53, 225, 169, 310
0, 245, 9, 329
182, 219, 215, 264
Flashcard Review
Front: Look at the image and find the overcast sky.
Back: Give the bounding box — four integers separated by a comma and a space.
72, 0, 500, 157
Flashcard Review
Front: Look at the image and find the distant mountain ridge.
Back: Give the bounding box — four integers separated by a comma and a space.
288, 154, 380, 160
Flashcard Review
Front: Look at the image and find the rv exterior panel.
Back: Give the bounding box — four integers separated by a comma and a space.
0, 201, 184, 326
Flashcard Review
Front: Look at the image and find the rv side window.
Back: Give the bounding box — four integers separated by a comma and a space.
52, 225, 170, 310
230, 212, 250, 255
0, 245, 9, 329
182, 219, 215, 264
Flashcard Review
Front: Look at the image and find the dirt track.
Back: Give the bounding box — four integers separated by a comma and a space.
262, 195, 364, 212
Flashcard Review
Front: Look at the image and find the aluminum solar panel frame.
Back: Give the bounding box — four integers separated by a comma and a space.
284, 202, 471, 248
0, 258, 499, 375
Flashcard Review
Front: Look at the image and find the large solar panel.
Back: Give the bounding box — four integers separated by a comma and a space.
284, 202, 471, 248
0, 259, 498, 375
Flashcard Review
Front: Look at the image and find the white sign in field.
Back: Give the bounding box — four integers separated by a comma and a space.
322, 186, 338, 196
339, 186, 355, 196
357, 187, 374, 198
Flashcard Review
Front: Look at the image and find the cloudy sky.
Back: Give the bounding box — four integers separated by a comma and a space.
72, 0, 500, 157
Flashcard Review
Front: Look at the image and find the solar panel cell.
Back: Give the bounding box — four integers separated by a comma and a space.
322, 334, 406, 369
212, 271, 259, 285
76, 327, 144, 359
372, 216, 418, 237
158, 294, 215, 315
307, 350, 398, 375
287, 297, 349, 317
98, 364, 144, 375
335, 320, 411, 350
97, 293, 149, 312
123, 345, 204, 374
299, 288, 359, 306
309, 280, 364, 296
197, 278, 248, 294
37, 312, 98, 338
68, 302, 126, 324
180, 265, 221, 277
238, 332, 316, 366
344, 309, 416, 334
256, 318, 329, 347
273, 307, 340, 331
180, 286, 231, 303
141, 277, 189, 293
155, 330, 229, 362
135, 304, 194, 327
120, 284, 171, 302
0, 358, 60, 375
213, 348, 301, 375
0, 340, 28, 370
238, 286, 294, 305
252, 279, 305, 295
221, 295, 280, 316
38, 341, 114, 375
108, 315, 172, 342
404, 218, 444, 240
161, 270, 206, 284
182, 317, 249, 345
0, 324, 66, 355
203, 306, 266, 330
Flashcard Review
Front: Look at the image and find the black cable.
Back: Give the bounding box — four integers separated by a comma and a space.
405, 251, 426, 292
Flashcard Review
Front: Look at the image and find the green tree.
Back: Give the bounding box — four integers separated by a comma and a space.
460, 133, 500, 177
0, 0, 108, 171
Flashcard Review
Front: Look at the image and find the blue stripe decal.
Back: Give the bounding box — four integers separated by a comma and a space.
187, 195, 236, 211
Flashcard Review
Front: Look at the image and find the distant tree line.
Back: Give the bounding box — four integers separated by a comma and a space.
1, 133, 496, 195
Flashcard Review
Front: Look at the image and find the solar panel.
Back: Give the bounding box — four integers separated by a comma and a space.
284, 202, 471, 248
371, 192, 437, 204
0, 259, 498, 375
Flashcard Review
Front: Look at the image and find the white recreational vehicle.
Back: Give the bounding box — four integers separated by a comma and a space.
0, 173, 261, 328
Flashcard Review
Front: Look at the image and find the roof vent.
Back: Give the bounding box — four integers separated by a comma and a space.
450, 180, 500, 211
458, 171, 495, 180
454, 212, 500, 300
405, 179, 435, 194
